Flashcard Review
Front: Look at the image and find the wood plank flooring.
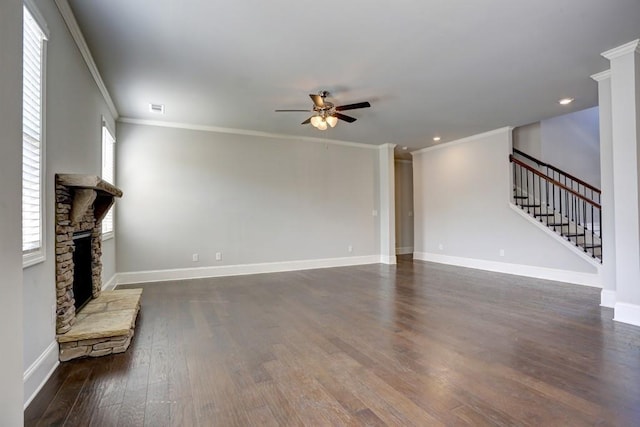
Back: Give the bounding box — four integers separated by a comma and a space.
25, 257, 640, 426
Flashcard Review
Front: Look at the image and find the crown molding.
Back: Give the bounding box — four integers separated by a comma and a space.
117, 117, 380, 150
411, 127, 512, 156
601, 39, 640, 60
590, 70, 611, 82
54, 0, 119, 119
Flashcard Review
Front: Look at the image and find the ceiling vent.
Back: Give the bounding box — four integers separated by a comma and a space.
149, 103, 165, 114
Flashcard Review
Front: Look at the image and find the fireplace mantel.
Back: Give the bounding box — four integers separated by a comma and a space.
56, 174, 123, 224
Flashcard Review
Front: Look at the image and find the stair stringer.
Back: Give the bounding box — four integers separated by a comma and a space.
509, 203, 602, 270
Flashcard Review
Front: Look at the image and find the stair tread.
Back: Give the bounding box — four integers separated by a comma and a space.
513, 195, 528, 199
584, 244, 602, 249
548, 223, 570, 226
534, 213, 555, 217
520, 204, 541, 208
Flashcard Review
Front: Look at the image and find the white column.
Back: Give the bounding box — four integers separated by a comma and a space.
591, 70, 616, 308
0, 0, 26, 423
379, 143, 397, 264
603, 39, 640, 326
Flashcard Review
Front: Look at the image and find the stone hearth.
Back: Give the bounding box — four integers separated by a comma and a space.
54, 174, 140, 361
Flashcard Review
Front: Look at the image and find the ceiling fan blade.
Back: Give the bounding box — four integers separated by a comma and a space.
275, 109, 312, 112
335, 101, 371, 111
334, 112, 357, 123
309, 94, 325, 108
301, 117, 312, 125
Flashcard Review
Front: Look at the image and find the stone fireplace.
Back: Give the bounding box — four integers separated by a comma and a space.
55, 174, 141, 361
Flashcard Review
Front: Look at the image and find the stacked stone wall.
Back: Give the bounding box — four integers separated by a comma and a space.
55, 183, 103, 334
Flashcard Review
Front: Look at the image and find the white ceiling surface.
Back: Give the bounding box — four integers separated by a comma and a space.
67, 0, 640, 151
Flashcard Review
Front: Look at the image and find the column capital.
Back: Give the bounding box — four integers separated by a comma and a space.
591, 70, 611, 82
602, 39, 639, 60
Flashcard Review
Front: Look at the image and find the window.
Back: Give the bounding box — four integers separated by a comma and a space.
101, 121, 115, 236
22, 4, 48, 267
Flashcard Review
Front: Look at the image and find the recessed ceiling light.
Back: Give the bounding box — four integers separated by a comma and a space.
433, 136, 441, 142
558, 98, 574, 105
149, 103, 165, 114
402, 146, 408, 151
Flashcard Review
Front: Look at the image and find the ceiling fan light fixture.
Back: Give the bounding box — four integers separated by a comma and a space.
317, 119, 328, 130
310, 115, 323, 127
326, 115, 338, 128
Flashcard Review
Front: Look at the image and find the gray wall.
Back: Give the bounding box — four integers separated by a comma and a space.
413, 128, 597, 273
0, 0, 25, 422
394, 160, 414, 253
116, 123, 380, 272
22, 0, 118, 405
513, 107, 600, 187
540, 107, 600, 188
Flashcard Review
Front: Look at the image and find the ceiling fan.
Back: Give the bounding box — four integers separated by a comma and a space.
275, 91, 371, 130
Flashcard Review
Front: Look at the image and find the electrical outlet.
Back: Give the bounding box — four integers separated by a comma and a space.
438, 243, 444, 251
216, 252, 222, 261
348, 245, 353, 253
192, 253, 199, 262
499, 249, 505, 257
372, 209, 378, 217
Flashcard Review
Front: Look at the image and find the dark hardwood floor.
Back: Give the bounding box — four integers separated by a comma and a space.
25, 257, 640, 426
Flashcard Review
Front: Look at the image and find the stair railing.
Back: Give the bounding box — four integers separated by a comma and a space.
510, 154, 602, 260
512, 148, 601, 206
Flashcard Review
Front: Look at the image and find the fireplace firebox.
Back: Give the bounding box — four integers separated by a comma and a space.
72, 231, 93, 312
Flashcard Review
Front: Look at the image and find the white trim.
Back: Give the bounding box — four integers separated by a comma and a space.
54, 0, 119, 119
601, 39, 640, 60
412, 127, 512, 156
379, 255, 397, 265
23, 0, 50, 38
590, 70, 611, 82
102, 273, 118, 291
118, 117, 379, 150
115, 255, 380, 285
601, 289, 616, 308
394, 159, 412, 164
23, 340, 59, 409
509, 204, 603, 269
414, 252, 601, 288
396, 246, 413, 255
614, 302, 640, 327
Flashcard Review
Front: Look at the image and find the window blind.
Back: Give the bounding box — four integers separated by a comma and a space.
23, 7, 45, 253
102, 124, 115, 234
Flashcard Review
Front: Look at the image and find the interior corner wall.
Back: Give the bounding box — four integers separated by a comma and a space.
115, 123, 379, 274
0, 0, 25, 423
21, 0, 118, 407
413, 128, 597, 277
394, 160, 414, 253
513, 122, 541, 158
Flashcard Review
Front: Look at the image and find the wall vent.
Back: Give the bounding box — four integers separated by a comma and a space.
149, 103, 165, 114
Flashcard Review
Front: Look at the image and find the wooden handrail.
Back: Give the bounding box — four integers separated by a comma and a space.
512, 148, 601, 194
510, 155, 602, 209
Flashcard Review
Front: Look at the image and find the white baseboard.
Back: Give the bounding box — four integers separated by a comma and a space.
395, 246, 413, 255
116, 255, 380, 285
379, 255, 397, 265
614, 302, 640, 327
23, 340, 59, 409
414, 252, 602, 287
601, 289, 617, 308
102, 273, 118, 291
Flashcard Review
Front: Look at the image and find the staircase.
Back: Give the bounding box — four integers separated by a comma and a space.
510, 149, 602, 262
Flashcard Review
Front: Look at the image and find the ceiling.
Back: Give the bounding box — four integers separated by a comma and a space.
66, 0, 640, 153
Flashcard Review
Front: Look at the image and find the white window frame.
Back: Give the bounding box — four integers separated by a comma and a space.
101, 118, 116, 239
22, 1, 49, 268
